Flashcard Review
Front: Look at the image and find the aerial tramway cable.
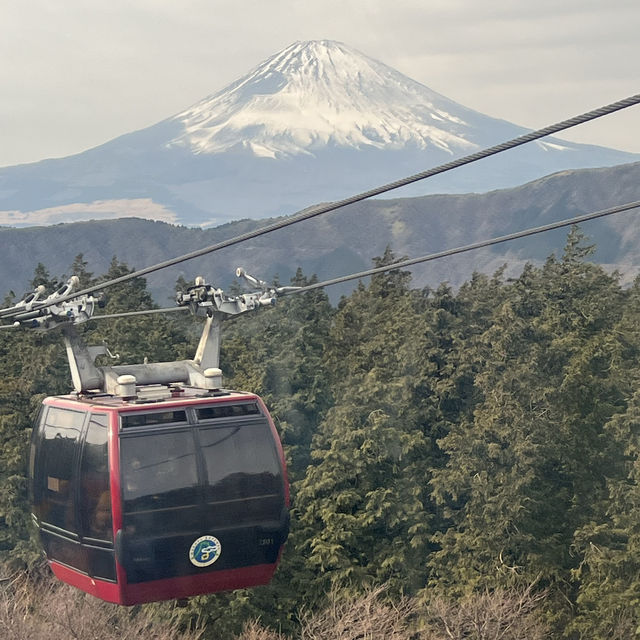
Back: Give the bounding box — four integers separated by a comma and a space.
287, 199, 640, 294
99, 198, 640, 319
0, 92, 639, 320
6, 197, 631, 327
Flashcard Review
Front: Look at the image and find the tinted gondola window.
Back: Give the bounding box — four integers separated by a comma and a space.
121, 410, 187, 429
34, 407, 85, 532
78, 413, 112, 542
121, 430, 199, 512
196, 403, 259, 420
28, 405, 46, 503
198, 421, 282, 503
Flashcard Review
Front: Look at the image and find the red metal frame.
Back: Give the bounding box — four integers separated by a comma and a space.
50, 558, 278, 605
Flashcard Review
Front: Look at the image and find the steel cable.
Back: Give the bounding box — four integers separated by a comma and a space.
287, 200, 640, 293
34, 198, 637, 326
1, 93, 638, 319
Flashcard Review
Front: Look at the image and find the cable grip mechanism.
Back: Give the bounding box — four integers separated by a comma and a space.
176, 268, 300, 318
9, 277, 104, 331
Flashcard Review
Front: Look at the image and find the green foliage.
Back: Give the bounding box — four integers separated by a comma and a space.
223, 268, 334, 482
1, 229, 640, 639
88, 257, 193, 364
294, 251, 446, 601
30, 262, 62, 291
568, 278, 640, 639
428, 228, 633, 633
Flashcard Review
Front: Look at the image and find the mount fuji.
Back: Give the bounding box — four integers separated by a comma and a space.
1, 40, 637, 227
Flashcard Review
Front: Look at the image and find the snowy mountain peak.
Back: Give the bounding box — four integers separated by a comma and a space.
2, 40, 638, 229
168, 40, 480, 158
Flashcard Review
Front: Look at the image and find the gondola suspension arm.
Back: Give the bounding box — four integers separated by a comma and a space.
175, 268, 300, 378
9, 269, 297, 397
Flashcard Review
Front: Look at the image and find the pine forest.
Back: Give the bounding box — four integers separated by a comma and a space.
2, 227, 640, 639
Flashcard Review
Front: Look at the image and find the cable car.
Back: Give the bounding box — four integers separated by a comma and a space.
24, 272, 292, 604
29, 388, 289, 605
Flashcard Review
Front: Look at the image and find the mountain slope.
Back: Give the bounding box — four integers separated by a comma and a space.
0, 41, 637, 228
1, 161, 638, 304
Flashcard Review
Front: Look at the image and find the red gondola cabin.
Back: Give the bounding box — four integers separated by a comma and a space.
29, 388, 290, 605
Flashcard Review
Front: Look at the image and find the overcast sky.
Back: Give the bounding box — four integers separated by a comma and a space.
2, 0, 639, 168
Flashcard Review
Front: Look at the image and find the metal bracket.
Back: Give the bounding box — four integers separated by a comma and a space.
10, 277, 102, 331
176, 268, 301, 317
28, 268, 297, 395
174, 269, 301, 378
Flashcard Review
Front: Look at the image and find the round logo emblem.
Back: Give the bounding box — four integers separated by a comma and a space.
189, 535, 222, 567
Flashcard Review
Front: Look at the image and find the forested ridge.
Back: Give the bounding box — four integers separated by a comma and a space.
1, 160, 639, 308
1, 228, 640, 639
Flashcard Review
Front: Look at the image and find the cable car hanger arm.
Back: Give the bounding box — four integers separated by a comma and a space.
3, 276, 103, 331
12, 267, 294, 395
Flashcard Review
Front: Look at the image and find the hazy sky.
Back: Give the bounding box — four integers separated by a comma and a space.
2, 0, 639, 168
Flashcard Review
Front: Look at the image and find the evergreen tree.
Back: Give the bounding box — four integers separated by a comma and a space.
87, 257, 192, 364
294, 250, 446, 601
175, 269, 334, 639
29, 263, 62, 291
428, 228, 629, 631
570, 276, 640, 639
3, 232, 640, 640
221, 268, 334, 480
68, 253, 94, 289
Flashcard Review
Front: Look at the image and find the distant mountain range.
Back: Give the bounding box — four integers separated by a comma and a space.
0, 40, 637, 228
1, 161, 638, 305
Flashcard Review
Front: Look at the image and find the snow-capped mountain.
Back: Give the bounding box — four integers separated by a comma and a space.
168, 40, 479, 158
0, 40, 637, 228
